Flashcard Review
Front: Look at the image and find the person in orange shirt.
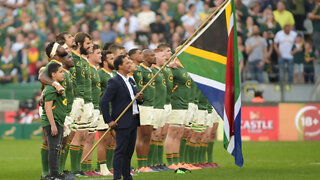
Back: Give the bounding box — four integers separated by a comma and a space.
251, 91, 265, 103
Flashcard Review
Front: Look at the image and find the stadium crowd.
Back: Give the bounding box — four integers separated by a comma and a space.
0, 0, 319, 85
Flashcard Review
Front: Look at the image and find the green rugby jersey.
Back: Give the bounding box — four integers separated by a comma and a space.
98, 68, 116, 96
41, 85, 67, 127
71, 51, 85, 98
133, 64, 155, 107
152, 66, 167, 109
83, 59, 92, 104
162, 66, 173, 105
62, 68, 74, 115
171, 65, 192, 110
198, 90, 209, 110
207, 101, 213, 114
90, 65, 101, 109
190, 80, 199, 105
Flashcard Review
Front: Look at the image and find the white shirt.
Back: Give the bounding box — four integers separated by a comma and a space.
117, 72, 139, 115
274, 30, 297, 59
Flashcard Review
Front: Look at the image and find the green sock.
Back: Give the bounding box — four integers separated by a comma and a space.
166, 154, 173, 165
59, 149, 65, 173
153, 142, 158, 165
137, 156, 146, 169
184, 141, 190, 163
69, 145, 80, 172
106, 146, 115, 169
147, 143, 155, 167
179, 138, 187, 163
87, 160, 92, 171
202, 143, 208, 163
189, 142, 195, 164
158, 142, 164, 165
207, 141, 214, 163
81, 162, 87, 172
41, 144, 49, 176
78, 145, 84, 171
172, 153, 179, 165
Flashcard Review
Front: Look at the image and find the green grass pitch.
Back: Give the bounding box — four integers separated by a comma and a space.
1, 140, 319, 180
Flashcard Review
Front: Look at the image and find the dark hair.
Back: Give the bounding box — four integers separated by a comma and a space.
114, 55, 126, 70
48, 63, 61, 78
108, 44, 121, 54
56, 32, 69, 44
45, 42, 55, 58
100, 50, 112, 68
157, 43, 170, 50
188, 3, 194, 10
93, 44, 100, 51
128, 48, 139, 57
103, 42, 114, 50
74, 32, 91, 48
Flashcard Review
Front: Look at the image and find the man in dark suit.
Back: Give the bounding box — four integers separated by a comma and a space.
100, 55, 143, 180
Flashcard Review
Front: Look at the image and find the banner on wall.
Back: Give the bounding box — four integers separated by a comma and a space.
241, 106, 278, 141
279, 103, 320, 141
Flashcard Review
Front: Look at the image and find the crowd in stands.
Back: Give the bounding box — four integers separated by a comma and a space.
0, 0, 319, 84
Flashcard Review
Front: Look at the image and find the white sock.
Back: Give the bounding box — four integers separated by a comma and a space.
100, 163, 111, 176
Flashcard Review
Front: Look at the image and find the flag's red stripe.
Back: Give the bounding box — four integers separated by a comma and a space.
225, 27, 235, 137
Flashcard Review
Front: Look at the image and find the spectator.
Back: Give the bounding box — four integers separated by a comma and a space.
262, 30, 278, 83
137, 1, 156, 31
100, 21, 117, 43
117, 11, 140, 34
157, 1, 173, 25
309, 0, 320, 56
291, 0, 306, 31
245, 25, 268, 82
304, 41, 315, 83
150, 13, 166, 35
0, 47, 19, 84
173, 2, 185, 26
199, 2, 211, 23
103, 3, 119, 25
171, 32, 182, 50
260, 7, 281, 37
274, 24, 297, 84
72, 0, 86, 26
148, 33, 160, 50
251, 91, 265, 103
242, 16, 255, 40
291, 34, 305, 83
181, 3, 200, 39
273, 1, 295, 29
235, 0, 249, 23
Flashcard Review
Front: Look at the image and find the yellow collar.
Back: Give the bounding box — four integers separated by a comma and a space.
51, 59, 62, 65
140, 63, 152, 71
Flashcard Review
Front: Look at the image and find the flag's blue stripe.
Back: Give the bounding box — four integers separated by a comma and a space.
194, 82, 225, 118
232, 109, 244, 167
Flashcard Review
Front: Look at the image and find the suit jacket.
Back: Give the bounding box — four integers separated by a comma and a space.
100, 73, 142, 129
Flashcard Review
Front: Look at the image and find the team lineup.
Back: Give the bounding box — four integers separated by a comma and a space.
39, 32, 221, 180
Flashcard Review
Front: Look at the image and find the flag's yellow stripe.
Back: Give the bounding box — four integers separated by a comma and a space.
184, 46, 227, 65
225, 2, 232, 33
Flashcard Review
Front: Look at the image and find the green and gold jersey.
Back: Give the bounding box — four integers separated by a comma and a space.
90, 65, 101, 109
207, 101, 213, 114
62, 69, 74, 115
83, 58, 92, 104
71, 51, 85, 98
171, 65, 192, 110
98, 68, 116, 96
41, 85, 67, 127
198, 90, 209, 110
133, 64, 155, 107
152, 66, 167, 109
190, 80, 199, 105
162, 66, 173, 105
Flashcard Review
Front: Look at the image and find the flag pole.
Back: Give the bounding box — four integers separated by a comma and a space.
81, 0, 230, 163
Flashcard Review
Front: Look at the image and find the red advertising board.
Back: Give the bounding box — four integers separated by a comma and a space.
241, 106, 278, 141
